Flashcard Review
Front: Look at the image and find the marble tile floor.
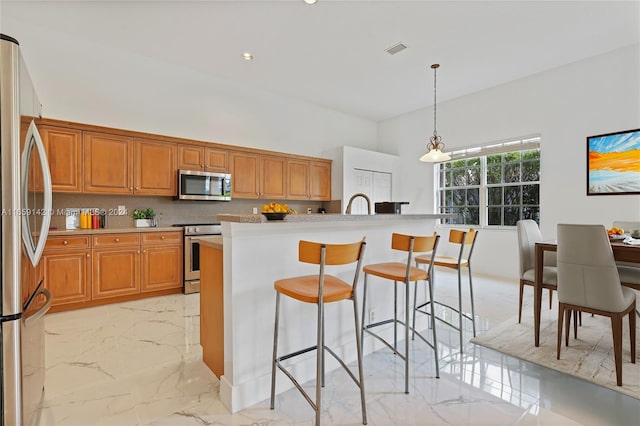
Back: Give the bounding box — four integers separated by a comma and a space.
38, 270, 639, 425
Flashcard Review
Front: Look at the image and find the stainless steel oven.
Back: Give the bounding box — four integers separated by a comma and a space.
174, 224, 222, 294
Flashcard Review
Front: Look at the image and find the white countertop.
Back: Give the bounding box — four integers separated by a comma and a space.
217, 213, 450, 224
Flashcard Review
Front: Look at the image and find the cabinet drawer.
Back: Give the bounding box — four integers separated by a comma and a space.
141, 231, 183, 246
45, 235, 91, 250
92, 233, 140, 248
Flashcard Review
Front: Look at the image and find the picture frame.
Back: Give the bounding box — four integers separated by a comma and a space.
586, 128, 640, 195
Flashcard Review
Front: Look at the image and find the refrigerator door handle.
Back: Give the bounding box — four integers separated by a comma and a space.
21, 119, 52, 266
23, 287, 52, 328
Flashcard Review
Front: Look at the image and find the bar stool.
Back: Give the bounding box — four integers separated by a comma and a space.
361, 233, 440, 394
270, 238, 367, 426
414, 228, 478, 353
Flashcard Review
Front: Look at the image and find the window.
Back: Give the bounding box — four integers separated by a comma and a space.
436, 137, 540, 227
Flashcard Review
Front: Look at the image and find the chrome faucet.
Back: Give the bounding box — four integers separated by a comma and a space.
345, 193, 372, 215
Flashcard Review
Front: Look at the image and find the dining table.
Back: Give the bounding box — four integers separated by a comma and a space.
533, 239, 640, 346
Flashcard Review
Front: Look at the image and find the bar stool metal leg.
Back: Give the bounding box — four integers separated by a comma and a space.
468, 265, 477, 338
315, 297, 323, 426
457, 267, 464, 352
404, 279, 410, 394
352, 293, 367, 425
270, 292, 281, 409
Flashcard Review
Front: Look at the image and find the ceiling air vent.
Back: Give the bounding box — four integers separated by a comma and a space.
385, 42, 408, 55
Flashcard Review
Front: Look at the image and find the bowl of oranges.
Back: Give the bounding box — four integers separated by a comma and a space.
261, 202, 297, 220
607, 226, 625, 241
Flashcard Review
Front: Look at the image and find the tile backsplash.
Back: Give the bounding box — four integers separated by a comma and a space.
50, 194, 330, 230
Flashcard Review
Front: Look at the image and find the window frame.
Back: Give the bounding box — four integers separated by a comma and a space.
434, 137, 541, 229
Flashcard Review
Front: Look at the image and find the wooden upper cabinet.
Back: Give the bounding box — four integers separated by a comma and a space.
83, 131, 134, 194
310, 160, 332, 201
178, 143, 205, 170
229, 151, 287, 199
229, 151, 259, 198
134, 138, 177, 196
260, 155, 286, 199
204, 147, 228, 173
286, 159, 310, 200
40, 126, 83, 192
178, 143, 228, 173
286, 159, 331, 200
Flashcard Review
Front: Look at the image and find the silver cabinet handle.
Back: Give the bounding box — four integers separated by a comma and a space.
24, 287, 52, 327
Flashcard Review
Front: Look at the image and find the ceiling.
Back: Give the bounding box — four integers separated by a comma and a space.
2, 0, 639, 122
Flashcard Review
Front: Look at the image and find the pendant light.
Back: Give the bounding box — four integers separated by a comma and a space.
419, 64, 451, 162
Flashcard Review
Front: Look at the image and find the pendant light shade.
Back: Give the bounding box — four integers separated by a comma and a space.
419, 64, 451, 163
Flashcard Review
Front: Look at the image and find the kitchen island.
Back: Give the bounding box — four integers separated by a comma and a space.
201, 213, 449, 412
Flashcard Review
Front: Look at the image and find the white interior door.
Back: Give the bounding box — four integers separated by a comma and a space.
351, 168, 392, 214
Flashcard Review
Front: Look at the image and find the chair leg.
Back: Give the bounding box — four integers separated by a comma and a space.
351, 296, 367, 425
404, 280, 410, 394
315, 298, 324, 425
630, 308, 636, 363
393, 280, 398, 353
412, 275, 419, 340
457, 267, 464, 353
429, 274, 440, 379
361, 273, 368, 354
564, 309, 571, 347
556, 303, 564, 359
321, 316, 326, 388
610, 313, 623, 386
573, 310, 578, 339
468, 266, 477, 338
549, 288, 553, 310
518, 280, 524, 323
270, 292, 281, 409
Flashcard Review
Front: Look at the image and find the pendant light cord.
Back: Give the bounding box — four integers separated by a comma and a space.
432, 63, 439, 137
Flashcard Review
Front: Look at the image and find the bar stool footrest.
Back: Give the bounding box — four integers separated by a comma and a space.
275, 344, 365, 410
416, 300, 474, 329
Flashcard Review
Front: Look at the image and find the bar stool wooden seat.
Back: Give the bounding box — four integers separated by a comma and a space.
361, 233, 440, 394
414, 228, 478, 353
270, 238, 368, 426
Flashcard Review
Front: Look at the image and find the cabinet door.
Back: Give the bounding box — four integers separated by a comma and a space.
84, 131, 134, 194
178, 144, 204, 170
287, 159, 310, 200
42, 250, 91, 306
204, 147, 228, 172
141, 244, 182, 292
134, 138, 177, 196
260, 155, 286, 199
310, 160, 332, 200
40, 126, 83, 192
92, 248, 140, 299
229, 151, 259, 198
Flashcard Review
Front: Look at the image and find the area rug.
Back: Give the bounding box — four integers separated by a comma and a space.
470, 304, 640, 400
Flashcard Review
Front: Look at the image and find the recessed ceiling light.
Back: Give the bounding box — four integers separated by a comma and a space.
304, 0, 317, 4
242, 52, 253, 61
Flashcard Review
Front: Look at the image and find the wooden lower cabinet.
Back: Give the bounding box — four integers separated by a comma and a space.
41, 235, 92, 307
42, 250, 92, 305
92, 247, 141, 299
141, 244, 182, 292
44, 231, 182, 311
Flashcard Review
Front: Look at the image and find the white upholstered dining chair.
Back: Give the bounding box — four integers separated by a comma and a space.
516, 220, 557, 323
612, 221, 640, 296
556, 224, 636, 386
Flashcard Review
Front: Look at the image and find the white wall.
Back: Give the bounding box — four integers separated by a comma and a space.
378, 45, 640, 279
4, 19, 378, 163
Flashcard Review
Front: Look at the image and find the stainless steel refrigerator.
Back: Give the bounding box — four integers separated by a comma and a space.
1, 33, 53, 426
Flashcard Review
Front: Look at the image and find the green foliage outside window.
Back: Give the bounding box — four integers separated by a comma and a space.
437, 148, 540, 226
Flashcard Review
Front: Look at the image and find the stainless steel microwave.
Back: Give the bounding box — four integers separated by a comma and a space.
177, 170, 232, 201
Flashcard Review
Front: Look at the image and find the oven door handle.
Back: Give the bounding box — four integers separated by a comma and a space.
187, 237, 200, 242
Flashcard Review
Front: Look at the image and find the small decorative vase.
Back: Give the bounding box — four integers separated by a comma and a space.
135, 219, 153, 228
